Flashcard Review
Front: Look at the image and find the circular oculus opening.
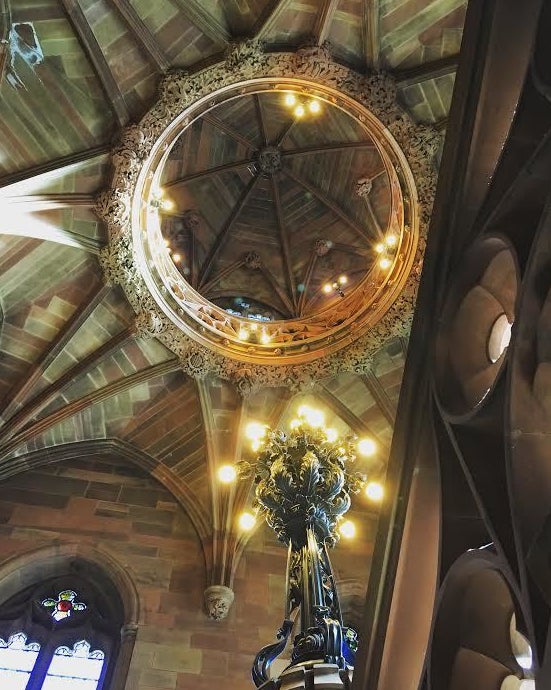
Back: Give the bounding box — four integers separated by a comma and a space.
134, 79, 419, 364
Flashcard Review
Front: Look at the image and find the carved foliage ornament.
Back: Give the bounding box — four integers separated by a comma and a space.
97, 42, 439, 392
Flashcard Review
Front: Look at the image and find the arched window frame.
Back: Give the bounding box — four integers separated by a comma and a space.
0, 544, 139, 690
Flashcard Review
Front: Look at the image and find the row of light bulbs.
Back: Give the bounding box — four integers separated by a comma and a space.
283, 92, 321, 118
236, 321, 272, 344
217, 406, 385, 535
375, 233, 398, 270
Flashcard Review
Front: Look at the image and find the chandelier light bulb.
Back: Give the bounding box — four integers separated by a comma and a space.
289, 418, 302, 430
284, 93, 296, 107
358, 438, 377, 457
237, 327, 249, 341
339, 520, 356, 539
325, 428, 338, 443
308, 99, 321, 114
260, 330, 271, 344
338, 275, 348, 285
379, 257, 392, 270
239, 512, 256, 531
161, 197, 175, 211
246, 421, 267, 441
172, 253, 181, 263
294, 104, 305, 118
375, 242, 385, 254
323, 283, 333, 294
385, 233, 398, 247
164, 238, 170, 247
217, 464, 237, 484
365, 481, 384, 502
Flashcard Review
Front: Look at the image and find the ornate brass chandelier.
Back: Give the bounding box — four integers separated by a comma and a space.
239, 409, 370, 689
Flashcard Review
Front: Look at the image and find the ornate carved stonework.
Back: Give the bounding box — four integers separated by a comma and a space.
204, 585, 235, 621
96, 42, 439, 393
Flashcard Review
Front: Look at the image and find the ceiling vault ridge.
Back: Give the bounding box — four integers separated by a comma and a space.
96, 40, 440, 395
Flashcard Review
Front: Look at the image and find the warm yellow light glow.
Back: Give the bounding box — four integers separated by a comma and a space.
284, 93, 296, 107
375, 242, 385, 254
339, 520, 356, 539
164, 238, 170, 247
325, 428, 338, 443
260, 330, 271, 344
217, 464, 237, 484
338, 275, 348, 285
172, 253, 182, 263
305, 408, 325, 428
294, 104, 305, 118
358, 438, 377, 457
246, 421, 267, 441
239, 512, 256, 531
249, 322, 258, 332
238, 327, 249, 341
308, 99, 321, 114
161, 198, 175, 212
385, 233, 398, 247
251, 439, 263, 452
379, 257, 392, 270
323, 283, 333, 294
365, 481, 384, 502
290, 418, 302, 430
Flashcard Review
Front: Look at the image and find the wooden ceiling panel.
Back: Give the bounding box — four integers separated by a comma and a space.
399, 72, 455, 124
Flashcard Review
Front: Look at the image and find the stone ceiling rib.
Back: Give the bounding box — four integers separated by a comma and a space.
0, 283, 111, 424
362, 0, 381, 70
361, 371, 397, 426
313, 0, 340, 45
271, 175, 297, 312
60, 0, 129, 127
395, 54, 459, 88
202, 113, 257, 150
254, 0, 291, 39
164, 158, 255, 189
171, 0, 231, 46
0, 358, 179, 462
110, 0, 170, 72
0, 327, 135, 445
0, 145, 110, 190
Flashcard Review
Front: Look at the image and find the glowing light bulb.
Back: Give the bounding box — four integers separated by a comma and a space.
217, 464, 237, 484
246, 422, 266, 441
323, 283, 333, 294
338, 275, 348, 285
365, 481, 384, 502
239, 512, 256, 531
164, 239, 170, 247
294, 104, 305, 118
375, 242, 385, 254
385, 233, 398, 247
284, 93, 296, 107
379, 257, 392, 270
325, 428, 338, 443
161, 198, 175, 211
260, 330, 271, 344
358, 438, 377, 457
290, 418, 301, 430
304, 408, 324, 428
172, 253, 182, 263
238, 327, 249, 341
251, 439, 263, 452
308, 99, 321, 114
339, 520, 356, 539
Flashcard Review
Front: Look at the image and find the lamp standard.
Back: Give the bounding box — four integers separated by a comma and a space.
239, 412, 366, 689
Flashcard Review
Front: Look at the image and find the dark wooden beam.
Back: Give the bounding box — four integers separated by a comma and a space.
282, 168, 373, 243
394, 54, 459, 88
313, 0, 339, 45
0, 145, 110, 190
203, 113, 257, 150
362, 0, 381, 71
259, 264, 294, 317
281, 141, 376, 158
274, 119, 295, 147
0, 284, 110, 423
60, 0, 129, 127
0, 359, 180, 461
271, 176, 297, 313
254, 94, 268, 146
164, 158, 255, 189
198, 175, 259, 288
172, 0, 230, 45
200, 258, 245, 295
361, 371, 397, 426
0, 327, 135, 442
110, 0, 170, 71
297, 252, 318, 317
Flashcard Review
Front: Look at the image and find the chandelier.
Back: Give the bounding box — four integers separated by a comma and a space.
238, 408, 376, 688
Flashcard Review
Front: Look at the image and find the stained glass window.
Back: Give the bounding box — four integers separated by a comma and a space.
0, 632, 40, 690
42, 640, 105, 690
41, 590, 86, 622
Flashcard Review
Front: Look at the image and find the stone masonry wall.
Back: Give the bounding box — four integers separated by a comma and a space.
0, 455, 287, 690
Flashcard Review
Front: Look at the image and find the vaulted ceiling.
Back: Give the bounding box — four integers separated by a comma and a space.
0, 0, 467, 609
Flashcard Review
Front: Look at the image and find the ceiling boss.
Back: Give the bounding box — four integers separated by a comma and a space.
97, 41, 439, 392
